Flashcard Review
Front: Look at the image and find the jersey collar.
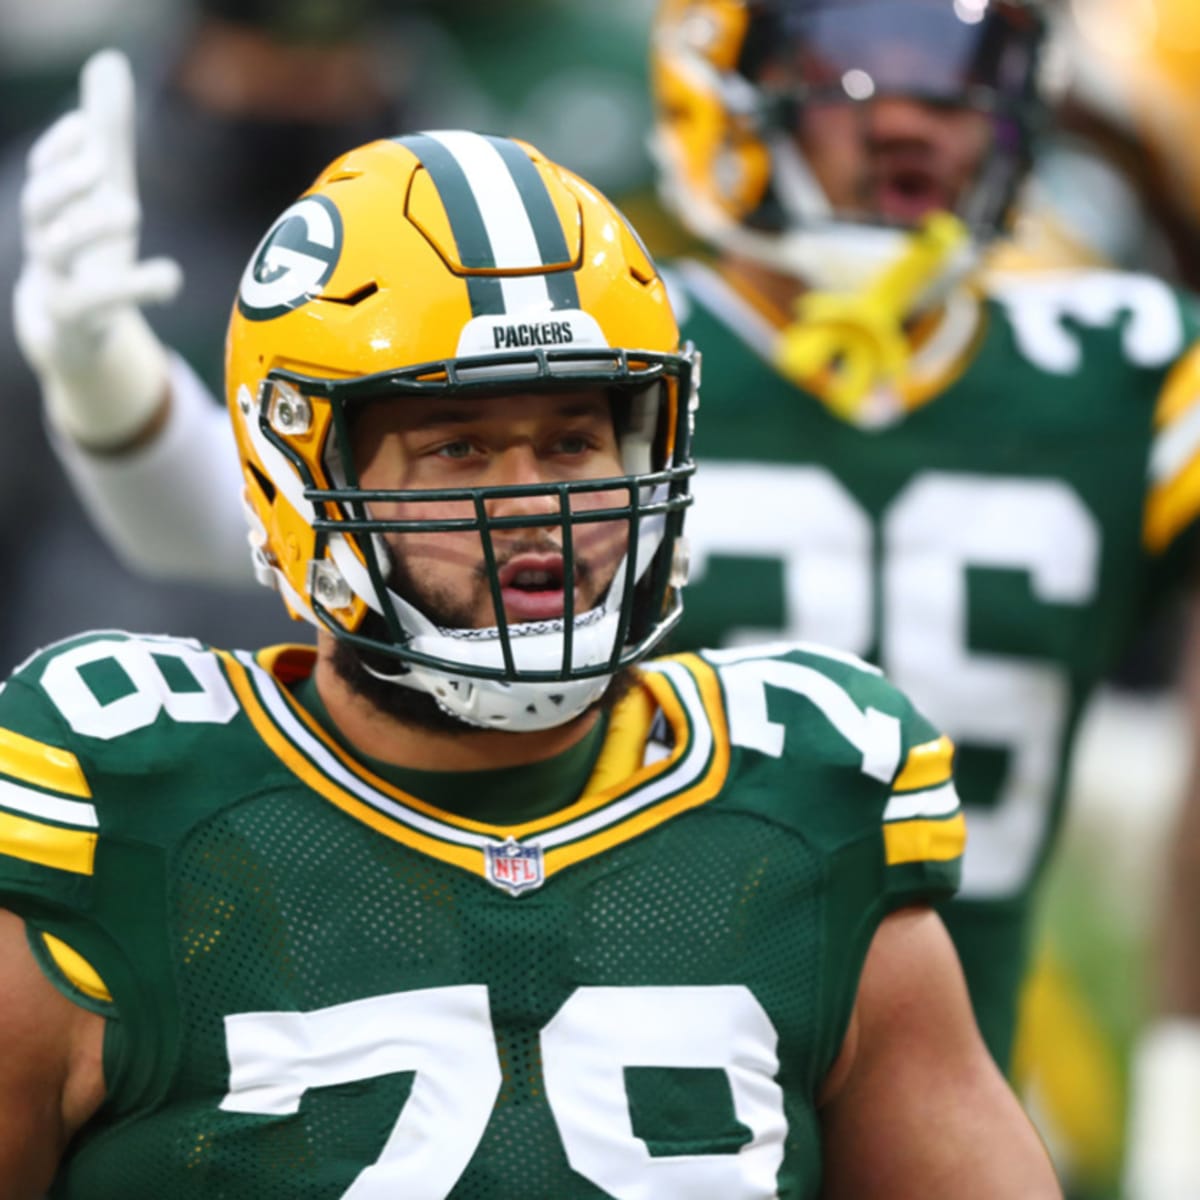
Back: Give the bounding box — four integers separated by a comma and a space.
219, 646, 731, 892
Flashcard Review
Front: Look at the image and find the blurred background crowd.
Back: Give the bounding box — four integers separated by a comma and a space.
1, 0, 1198, 1195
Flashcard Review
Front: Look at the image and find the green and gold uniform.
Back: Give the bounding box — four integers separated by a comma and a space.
0, 632, 960, 1198
670, 260, 1200, 1068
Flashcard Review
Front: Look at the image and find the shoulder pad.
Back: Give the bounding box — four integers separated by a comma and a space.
8, 630, 239, 747
0, 631, 244, 888
697, 642, 963, 901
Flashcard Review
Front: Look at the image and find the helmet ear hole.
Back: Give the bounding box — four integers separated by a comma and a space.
247, 460, 276, 504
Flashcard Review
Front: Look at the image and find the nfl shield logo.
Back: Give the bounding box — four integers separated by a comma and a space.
484, 838, 545, 896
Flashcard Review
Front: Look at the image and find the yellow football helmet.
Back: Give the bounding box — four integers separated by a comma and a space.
1063, 0, 1200, 274
650, 0, 1047, 292
226, 133, 697, 731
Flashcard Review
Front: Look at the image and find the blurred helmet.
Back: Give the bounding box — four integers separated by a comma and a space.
1060, 0, 1200, 271
651, 0, 1047, 292
226, 133, 696, 731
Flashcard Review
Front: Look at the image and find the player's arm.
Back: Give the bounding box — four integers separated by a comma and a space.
0, 908, 105, 1198
819, 905, 1061, 1199
13, 48, 254, 586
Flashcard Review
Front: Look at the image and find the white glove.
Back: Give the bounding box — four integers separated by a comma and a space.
13, 48, 183, 450
1124, 1018, 1200, 1200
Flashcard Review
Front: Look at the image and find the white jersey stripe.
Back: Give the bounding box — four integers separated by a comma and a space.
0, 778, 98, 828
1151, 396, 1200, 485
882, 782, 961, 823
535, 659, 715, 850
425, 130, 554, 314
242, 653, 486, 849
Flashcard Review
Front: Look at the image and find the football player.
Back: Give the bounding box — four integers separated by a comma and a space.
650, 0, 1200, 1088
10, 7, 1193, 1188
0, 133, 1058, 1196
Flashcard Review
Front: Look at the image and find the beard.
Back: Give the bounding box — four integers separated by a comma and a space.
328, 541, 627, 736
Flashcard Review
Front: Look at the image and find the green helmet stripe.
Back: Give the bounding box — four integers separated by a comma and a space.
483, 134, 581, 312
394, 133, 506, 316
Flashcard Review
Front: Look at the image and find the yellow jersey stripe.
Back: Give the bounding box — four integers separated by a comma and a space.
1144, 454, 1200, 553
1150, 393, 1200, 485
898, 288, 987, 414
884, 811, 967, 867
543, 654, 731, 868
892, 735, 954, 793
0, 727, 90, 798
1146, 344, 1200, 552
0, 810, 96, 874
583, 683, 659, 796
1153, 341, 1200, 430
42, 933, 112, 1002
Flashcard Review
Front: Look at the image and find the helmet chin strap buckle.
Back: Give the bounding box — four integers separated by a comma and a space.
773, 211, 970, 421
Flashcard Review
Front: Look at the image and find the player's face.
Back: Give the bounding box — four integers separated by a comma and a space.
795, 94, 992, 225
352, 389, 629, 629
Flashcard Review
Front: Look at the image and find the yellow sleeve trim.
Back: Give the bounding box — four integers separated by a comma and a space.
892, 735, 955, 793
1153, 342, 1200, 430
0, 727, 90, 797
41, 932, 112, 1002
0, 810, 96, 874
884, 812, 967, 866
1145, 454, 1200, 554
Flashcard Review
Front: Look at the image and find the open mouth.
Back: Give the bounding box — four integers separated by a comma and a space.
870, 162, 951, 224
497, 553, 576, 623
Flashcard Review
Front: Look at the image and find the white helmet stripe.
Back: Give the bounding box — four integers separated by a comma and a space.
426, 130, 548, 270
425, 130, 555, 315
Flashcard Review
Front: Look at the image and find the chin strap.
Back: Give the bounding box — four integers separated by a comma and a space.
774, 212, 969, 422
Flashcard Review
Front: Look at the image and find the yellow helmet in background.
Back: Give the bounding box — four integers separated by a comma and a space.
650, 0, 1047, 294
1067, 0, 1200, 239
225, 133, 697, 731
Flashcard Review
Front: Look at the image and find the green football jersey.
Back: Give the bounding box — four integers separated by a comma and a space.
0, 632, 960, 1199
669, 259, 1200, 1066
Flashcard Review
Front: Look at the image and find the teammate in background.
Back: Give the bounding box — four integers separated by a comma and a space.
655, 3, 1200, 1193
652, 0, 1200, 1069
650, 9, 1200, 1194
0, 132, 1057, 1197
1036, 2, 1200, 1194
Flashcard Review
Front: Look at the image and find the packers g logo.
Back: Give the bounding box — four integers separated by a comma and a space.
237, 195, 343, 321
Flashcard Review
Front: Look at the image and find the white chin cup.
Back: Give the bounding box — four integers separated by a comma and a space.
373, 602, 623, 732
